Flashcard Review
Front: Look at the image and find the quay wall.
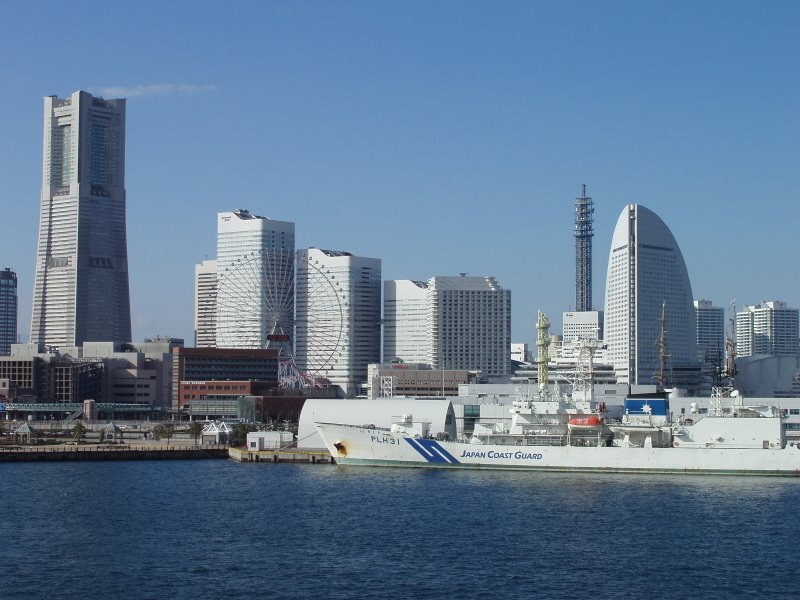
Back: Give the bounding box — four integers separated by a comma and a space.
0, 445, 229, 462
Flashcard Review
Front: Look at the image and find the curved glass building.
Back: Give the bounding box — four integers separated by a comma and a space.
604, 205, 698, 388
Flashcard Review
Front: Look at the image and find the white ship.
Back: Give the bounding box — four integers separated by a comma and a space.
314, 392, 800, 476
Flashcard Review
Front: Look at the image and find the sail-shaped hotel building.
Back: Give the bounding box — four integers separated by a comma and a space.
604, 205, 699, 390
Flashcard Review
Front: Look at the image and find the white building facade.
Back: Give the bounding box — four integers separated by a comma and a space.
194, 259, 217, 348
31, 91, 131, 348
604, 205, 698, 389
510, 343, 531, 364
215, 209, 295, 349
736, 301, 799, 357
383, 279, 430, 363
562, 311, 604, 342
384, 275, 511, 377
295, 248, 381, 397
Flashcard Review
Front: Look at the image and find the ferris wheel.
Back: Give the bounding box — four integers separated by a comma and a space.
294, 251, 349, 383
216, 249, 295, 351
216, 249, 347, 387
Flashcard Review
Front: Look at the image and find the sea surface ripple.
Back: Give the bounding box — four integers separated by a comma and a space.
1, 460, 799, 599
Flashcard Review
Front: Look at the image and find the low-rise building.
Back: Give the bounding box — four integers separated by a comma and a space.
365, 361, 471, 399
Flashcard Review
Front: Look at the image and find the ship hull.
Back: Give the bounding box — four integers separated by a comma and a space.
315, 423, 800, 477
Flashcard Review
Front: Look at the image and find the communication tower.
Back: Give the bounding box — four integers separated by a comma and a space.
574, 184, 594, 312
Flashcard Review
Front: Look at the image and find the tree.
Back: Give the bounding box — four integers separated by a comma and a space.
152, 424, 164, 440
98, 429, 105, 444
188, 422, 203, 445
231, 423, 258, 447
162, 423, 175, 444
71, 422, 87, 444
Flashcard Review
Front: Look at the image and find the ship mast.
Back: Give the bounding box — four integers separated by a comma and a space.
724, 299, 737, 383
653, 301, 671, 389
536, 310, 551, 394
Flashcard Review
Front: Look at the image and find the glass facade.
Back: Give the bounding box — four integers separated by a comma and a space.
0, 269, 17, 354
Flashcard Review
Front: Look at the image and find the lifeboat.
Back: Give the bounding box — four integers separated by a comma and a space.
568, 415, 603, 430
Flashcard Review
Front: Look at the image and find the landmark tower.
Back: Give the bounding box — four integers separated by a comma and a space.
31, 91, 131, 347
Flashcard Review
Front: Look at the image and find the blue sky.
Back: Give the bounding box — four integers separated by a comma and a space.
1, 1, 797, 347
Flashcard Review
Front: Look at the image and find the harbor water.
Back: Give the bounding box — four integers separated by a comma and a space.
2, 460, 799, 599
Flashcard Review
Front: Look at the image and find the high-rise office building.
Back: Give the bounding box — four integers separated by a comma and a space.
694, 299, 725, 395
296, 248, 381, 397
604, 205, 698, 388
215, 209, 295, 349
694, 300, 725, 361
31, 91, 131, 348
194, 259, 217, 348
384, 275, 512, 376
0, 268, 18, 354
736, 301, 799, 357
429, 276, 511, 375
383, 279, 430, 364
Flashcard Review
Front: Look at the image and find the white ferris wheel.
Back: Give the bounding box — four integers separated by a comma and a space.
216, 249, 346, 387
295, 251, 350, 383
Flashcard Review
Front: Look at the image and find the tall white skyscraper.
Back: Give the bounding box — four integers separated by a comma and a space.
31, 91, 131, 347
215, 209, 295, 349
194, 259, 217, 348
604, 205, 698, 388
296, 248, 381, 397
383, 279, 430, 364
384, 275, 511, 376
736, 301, 799, 357
429, 276, 511, 375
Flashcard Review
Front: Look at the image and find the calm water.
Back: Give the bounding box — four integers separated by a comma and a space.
2, 460, 799, 599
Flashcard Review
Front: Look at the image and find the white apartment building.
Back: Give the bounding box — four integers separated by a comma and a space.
194, 259, 217, 348
295, 248, 381, 397
604, 205, 698, 389
384, 275, 511, 376
31, 91, 131, 348
736, 301, 799, 357
215, 209, 295, 349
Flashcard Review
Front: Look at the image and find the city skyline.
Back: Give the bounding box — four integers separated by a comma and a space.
1, 3, 798, 347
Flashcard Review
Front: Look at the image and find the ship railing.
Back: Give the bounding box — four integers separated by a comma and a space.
516, 435, 567, 447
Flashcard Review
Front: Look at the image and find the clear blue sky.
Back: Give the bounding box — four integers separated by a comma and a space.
1, 1, 797, 347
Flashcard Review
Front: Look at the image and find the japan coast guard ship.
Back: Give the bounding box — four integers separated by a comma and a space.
314, 392, 800, 477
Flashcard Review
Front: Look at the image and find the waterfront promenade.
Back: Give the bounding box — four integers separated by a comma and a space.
0, 437, 333, 463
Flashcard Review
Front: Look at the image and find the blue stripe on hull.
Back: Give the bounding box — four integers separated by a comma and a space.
404, 438, 461, 464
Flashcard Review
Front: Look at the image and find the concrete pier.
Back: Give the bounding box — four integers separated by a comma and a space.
229, 447, 334, 464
